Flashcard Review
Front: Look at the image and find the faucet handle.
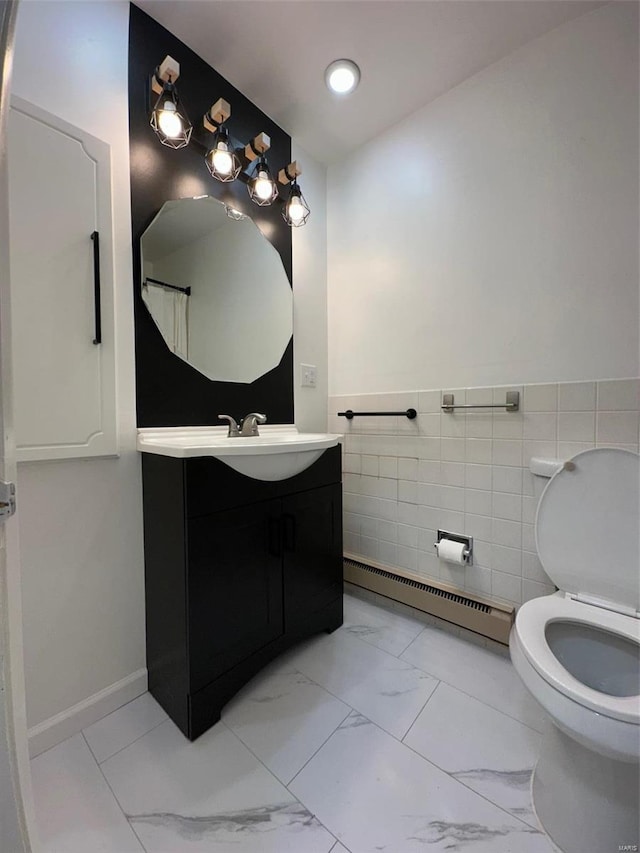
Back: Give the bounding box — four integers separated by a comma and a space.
217, 414, 240, 437
240, 412, 267, 436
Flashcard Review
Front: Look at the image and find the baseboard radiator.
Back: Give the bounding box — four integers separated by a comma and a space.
343, 554, 514, 645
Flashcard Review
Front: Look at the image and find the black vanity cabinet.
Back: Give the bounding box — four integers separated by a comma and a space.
142, 445, 343, 740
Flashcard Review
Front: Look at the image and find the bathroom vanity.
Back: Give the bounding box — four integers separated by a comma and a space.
140, 433, 343, 740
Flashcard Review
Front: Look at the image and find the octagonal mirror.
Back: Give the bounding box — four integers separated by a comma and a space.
140, 196, 292, 384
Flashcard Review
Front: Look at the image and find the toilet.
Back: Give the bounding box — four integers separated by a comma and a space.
509, 448, 639, 853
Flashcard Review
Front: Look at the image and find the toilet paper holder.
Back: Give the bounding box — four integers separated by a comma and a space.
434, 530, 473, 565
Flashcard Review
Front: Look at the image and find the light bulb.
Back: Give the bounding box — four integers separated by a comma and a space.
325, 59, 361, 95
287, 196, 306, 225
157, 101, 183, 138
254, 170, 274, 200
211, 142, 233, 176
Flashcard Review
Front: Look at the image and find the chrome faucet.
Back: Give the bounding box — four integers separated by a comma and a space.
240, 412, 267, 436
217, 414, 240, 437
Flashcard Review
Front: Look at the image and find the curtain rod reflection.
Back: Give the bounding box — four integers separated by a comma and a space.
144, 276, 191, 296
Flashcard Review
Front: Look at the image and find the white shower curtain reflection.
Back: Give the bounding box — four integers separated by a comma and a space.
142, 284, 189, 359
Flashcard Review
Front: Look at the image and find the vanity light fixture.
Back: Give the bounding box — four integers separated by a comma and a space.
278, 162, 310, 227
149, 55, 192, 149
245, 133, 278, 206
325, 58, 361, 95
203, 98, 242, 182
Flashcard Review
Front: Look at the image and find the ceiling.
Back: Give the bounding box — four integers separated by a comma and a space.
136, 0, 604, 164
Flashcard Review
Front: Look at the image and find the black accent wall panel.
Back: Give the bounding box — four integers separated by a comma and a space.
128, 4, 294, 427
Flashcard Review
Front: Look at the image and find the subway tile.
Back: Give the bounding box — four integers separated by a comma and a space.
558, 412, 595, 443
398, 458, 418, 481
398, 480, 418, 504
466, 387, 494, 407
470, 540, 492, 567
379, 456, 398, 479
492, 571, 522, 605
378, 540, 397, 566
558, 441, 595, 459
522, 496, 538, 525
440, 485, 465, 512
464, 488, 492, 516
343, 531, 360, 553
438, 510, 465, 532
464, 463, 492, 491
418, 550, 440, 580
492, 518, 522, 549
396, 545, 418, 571
377, 520, 398, 543
522, 579, 556, 603
465, 414, 493, 438
440, 413, 465, 438
463, 513, 493, 541
522, 440, 557, 468
523, 384, 557, 412
492, 466, 523, 494
417, 528, 437, 552
360, 516, 378, 539
419, 413, 441, 436
522, 552, 552, 585
343, 513, 360, 533
418, 460, 440, 483
523, 412, 557, 441
397, 524, 419, 548
597, 379, 639, 411
492, 440, 522, 467
418, 482, 441, 507
398, 501, 419, 526
419, 506, 440, 531
465, 564, 492, 596
465, 438, 492, 464
558, 382, 596, 412
418, 437, 441, 460
441, 437, 465, 462
597, 411, 639, 444
492, 414, 524, 439
491, 544, 522, 576
440, 462, 465, 487
343, 453, 361, 474
521, 523, 536, 553
492, 491, 522, 522
359, 535, 379, 560
439, 562, 466, 589
418, 390, 441, 413
361, 455, 379, 477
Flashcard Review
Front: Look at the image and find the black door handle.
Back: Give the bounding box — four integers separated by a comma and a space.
91, 231, 102, 345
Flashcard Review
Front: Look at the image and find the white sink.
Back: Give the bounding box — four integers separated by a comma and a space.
136, 425, 342, 481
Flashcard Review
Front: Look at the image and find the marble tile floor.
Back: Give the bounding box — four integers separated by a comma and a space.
30, 588, 556, 853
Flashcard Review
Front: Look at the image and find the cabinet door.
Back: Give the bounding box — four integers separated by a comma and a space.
188, 501, 284, 693
282, 484, 343, 632
8, 96, 116, 460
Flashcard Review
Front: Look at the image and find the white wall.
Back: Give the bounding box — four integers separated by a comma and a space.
12, 2, 146, 732
293, 142, 328, 432
328, 2, 640, 396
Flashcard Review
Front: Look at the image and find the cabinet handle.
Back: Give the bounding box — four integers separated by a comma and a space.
282, 514, 296, 552
91, 231, 102, 345
268, 517, 282, 558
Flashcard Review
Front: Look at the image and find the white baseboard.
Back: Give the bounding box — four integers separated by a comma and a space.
28, 668, 148, 758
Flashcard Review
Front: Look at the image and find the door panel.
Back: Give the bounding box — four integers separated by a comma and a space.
188, 501, 283, 693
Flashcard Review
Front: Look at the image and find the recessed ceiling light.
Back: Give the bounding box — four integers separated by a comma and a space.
325, 59, 361, 95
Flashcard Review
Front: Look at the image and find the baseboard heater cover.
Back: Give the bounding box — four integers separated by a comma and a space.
343, 554, 514, 645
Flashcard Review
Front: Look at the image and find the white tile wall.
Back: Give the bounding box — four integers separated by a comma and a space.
331, 379, 640, 608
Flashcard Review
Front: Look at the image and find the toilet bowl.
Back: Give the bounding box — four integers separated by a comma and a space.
509, 448, 639, 853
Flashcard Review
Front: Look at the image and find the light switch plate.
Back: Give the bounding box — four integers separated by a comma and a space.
300, 363, 317, 388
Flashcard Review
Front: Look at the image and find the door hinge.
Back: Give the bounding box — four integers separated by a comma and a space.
0, 481, 16, 520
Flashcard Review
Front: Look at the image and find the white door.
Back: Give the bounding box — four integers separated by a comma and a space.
0, 2, 34, 851
8, 97, 117, 462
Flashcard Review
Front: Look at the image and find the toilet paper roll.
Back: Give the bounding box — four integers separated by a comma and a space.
436, 538, 467, 565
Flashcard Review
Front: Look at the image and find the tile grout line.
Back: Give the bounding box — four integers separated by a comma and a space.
284, 702, 354, 789
80, 730, 150, 853
87, 714, 169, 766
221, 716, 347, 846
400, 678, 443, 743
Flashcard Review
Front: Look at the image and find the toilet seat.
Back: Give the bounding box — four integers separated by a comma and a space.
514, 593, 639, 723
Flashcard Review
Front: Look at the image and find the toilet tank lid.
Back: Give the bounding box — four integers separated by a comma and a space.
536, 448, 640, 613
